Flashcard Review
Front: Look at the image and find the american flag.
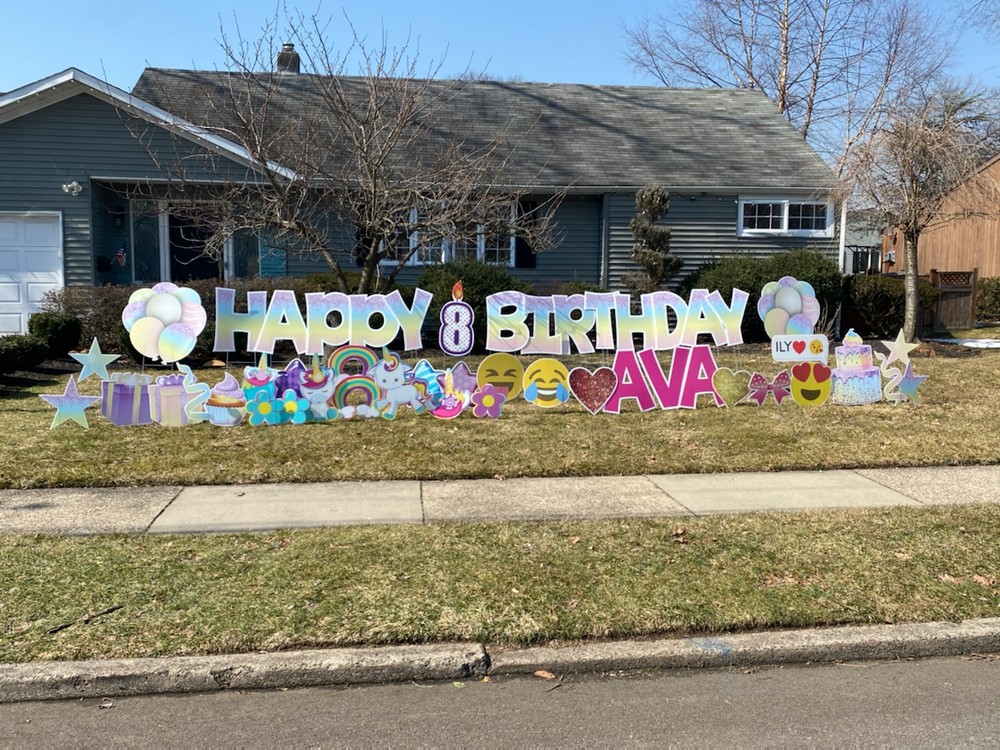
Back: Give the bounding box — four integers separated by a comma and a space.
114, 243, 127, 268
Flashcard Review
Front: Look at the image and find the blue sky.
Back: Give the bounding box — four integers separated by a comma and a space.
0, 1, 996, 93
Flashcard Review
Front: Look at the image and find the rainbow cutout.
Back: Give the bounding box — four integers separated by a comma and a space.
327, 345, 379, 376
333, 375, 380, 409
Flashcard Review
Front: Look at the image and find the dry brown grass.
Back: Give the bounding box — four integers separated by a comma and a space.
0, 346, 995, 489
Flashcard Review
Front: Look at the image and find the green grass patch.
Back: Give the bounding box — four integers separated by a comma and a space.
0, 347, 997, 488
2, 505, 998, 663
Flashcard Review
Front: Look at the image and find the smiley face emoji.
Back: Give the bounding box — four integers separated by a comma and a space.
809, 338, 825, 355
522, 358, 570, 408
477, 353, 524, 398
791, 362, 832, 407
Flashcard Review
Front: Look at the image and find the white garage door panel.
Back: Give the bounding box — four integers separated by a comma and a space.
0, 214, 62, 334
25, 250, 62, 273
0, 282, 20, 302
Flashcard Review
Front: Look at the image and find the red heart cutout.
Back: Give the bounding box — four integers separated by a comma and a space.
792, 340, 806, 354
569, 367, 618, 415
791, 362, 812, 382
812, 363, 831, 383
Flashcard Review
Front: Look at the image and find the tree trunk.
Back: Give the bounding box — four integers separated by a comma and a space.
903, 231, 920, 342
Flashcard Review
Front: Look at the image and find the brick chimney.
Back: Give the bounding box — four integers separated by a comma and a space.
276, 43, 300, 74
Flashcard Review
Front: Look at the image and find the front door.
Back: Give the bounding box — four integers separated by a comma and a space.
169, 216, 220, 282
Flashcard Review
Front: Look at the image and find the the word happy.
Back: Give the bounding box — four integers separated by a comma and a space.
212, 287, 749, 355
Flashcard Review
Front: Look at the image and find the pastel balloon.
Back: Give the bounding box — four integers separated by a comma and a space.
158, 322, 197, 363
146, 293, 183, 325
774, 286, 802, 315
799, 294, 821, 326
763, 308, 790, 339
179, 302, 208, 336
172, 287, 202, 306
786, 313, 814, 335
778, 276, 797, 287
793, 280, 816, 299
128, 288, 155, 305
756, 293, 775, 321
761, 281, 781, 297
129, 317, 165, 360
151, 282, 178, 295
121, 301, 146, 332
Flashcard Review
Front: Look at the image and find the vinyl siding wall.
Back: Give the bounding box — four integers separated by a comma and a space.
606, 192, 840, 290
0, 92, 254, 285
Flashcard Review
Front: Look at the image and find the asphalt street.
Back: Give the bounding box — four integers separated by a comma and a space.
3, 655, 999, 747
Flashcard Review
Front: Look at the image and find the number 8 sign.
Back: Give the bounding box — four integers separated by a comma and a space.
439, 280, 475, 356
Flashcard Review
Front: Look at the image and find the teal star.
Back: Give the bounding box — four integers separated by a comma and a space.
39, 376, 101, 429
70, 338, 119, 382
896, 361, 929, 405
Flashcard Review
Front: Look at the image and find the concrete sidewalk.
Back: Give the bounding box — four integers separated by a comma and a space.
1, 464, 998, 535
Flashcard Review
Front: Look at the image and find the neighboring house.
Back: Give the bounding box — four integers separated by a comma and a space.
0, 59, 839, 334
881, 154, 1000, 278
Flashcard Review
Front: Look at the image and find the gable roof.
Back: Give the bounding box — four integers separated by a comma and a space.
0, 68, 293, 179
133, 69, 836, 194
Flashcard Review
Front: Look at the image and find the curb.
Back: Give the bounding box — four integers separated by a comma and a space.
489, 618, 1000, 675
2, 619, 999, 704
0, 643, 489, 704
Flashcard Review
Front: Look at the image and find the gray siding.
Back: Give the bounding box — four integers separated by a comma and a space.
280, 194, 603, 290
606, 193, 840, 291
0, 93, 254, 285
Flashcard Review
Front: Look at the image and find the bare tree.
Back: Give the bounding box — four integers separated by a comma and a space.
129, 11, 560, 294
624, 0, 950, 173
846, 82, 1000, 340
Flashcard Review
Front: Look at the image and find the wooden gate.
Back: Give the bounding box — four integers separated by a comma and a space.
929, 268, 978, 331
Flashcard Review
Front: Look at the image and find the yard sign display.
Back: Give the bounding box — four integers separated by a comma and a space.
40, 276, 929, 428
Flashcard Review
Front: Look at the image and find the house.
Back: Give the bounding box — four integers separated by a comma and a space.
881, 154, 1000, 278
0, 57, 839, 335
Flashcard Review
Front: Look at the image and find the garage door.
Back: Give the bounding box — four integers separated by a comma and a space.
0, 213, 63, 334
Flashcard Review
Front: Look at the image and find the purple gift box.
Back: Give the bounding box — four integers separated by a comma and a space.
101, 373, 153, 426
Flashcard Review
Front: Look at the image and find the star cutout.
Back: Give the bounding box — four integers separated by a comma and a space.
39, 375, 102, 429
70, 338, 119, 381
896, 361, 929, 405
447, 361, 479, 395
880, 330, 920, 369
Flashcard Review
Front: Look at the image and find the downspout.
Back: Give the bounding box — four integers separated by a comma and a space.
838, 200, 848, 274
600, 193, 610, 289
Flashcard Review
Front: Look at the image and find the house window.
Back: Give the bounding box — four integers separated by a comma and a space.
381, 204, 516, 266
738, 198, 833, 238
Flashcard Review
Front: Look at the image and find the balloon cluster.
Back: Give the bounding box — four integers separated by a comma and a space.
757, 276, 820, 339
121, 283, 207, 363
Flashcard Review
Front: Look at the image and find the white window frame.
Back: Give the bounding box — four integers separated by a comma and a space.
737, 197, 835, 239
380, 204, 516, 267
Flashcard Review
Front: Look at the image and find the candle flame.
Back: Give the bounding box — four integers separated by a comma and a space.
452, 280, 464, 302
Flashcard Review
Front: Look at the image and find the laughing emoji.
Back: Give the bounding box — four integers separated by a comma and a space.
523, 358, 570, 408
791, 362, 832, 407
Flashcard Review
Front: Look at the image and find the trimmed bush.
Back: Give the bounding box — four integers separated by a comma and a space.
692, 250, 843, 342
416, 260, 534, 352
976, 277, 1000, 323
0, 335, 48, 376
844, 274, 938, 338
28, 312, 82, 358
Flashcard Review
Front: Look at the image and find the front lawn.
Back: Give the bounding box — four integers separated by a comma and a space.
0, 346, 994, 489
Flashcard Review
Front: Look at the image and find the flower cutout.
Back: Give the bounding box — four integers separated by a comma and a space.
471, 383, 507, 419
280, 388, 311, 425
247, 390, 285, 426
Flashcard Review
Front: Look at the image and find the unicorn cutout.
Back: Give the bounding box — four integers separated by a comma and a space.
299, 356, 338, 421
369, 348, 428, 420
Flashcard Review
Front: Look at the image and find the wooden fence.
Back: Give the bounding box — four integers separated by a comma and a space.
928, 268, 978, 332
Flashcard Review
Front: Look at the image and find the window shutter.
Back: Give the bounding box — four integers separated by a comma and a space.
514, 200, 538, 269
